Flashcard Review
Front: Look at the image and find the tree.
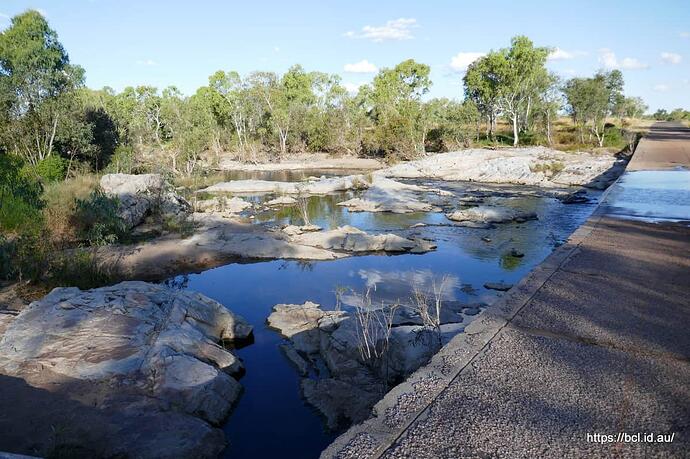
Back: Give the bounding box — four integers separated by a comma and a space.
614, 96, 647, 121
563, 70, 624, 147
0, 10, 85, 164
365, 59, 432, 157
464, 53, 503, 139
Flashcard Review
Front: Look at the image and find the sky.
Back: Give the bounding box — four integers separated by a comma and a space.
1, 0, 689, 112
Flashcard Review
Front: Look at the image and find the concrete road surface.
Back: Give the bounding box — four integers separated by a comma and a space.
322, 122, 690, 459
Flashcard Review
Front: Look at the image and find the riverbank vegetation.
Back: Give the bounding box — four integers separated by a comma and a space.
0, 9, 668, 290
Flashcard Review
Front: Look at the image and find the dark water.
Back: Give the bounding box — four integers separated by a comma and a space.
168, 177, 600, 459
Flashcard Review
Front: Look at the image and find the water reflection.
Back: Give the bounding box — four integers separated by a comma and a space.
168, 177, 601, 459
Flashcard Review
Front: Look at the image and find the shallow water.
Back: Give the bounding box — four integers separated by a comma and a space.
603, 169, 690, 222
167, 176, 600, 458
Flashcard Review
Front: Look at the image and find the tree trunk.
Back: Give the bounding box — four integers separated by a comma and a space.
512, 114, 519, 147
546, 112, 552, 145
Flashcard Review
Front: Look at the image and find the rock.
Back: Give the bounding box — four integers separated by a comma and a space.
195, 196, 251, 214
100, 173, 190, 228
266, 196, 298, 206
446, 205, 537, 224
279, 343, 311, 376
508, 248, 525, 258
558, 190, 591, 204
200, 174, 371, 195
337, 176, 446, 214
481, 236, 492, 243
267, 302, 346, 354
382, 147, 621, 187
484, 282, 514, 291
0, 281, 252, 458
386, 325, 442, 377
282, 224, 322, 236
289, 225, 436, 253
301, 378, 381, 430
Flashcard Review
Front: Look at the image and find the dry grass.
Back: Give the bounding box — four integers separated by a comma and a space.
42, 174, 100, 246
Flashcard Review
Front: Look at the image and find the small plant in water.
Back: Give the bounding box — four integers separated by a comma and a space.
411, 274, 453, 350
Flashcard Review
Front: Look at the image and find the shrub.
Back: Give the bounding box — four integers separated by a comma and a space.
0, 154, 43, 232
104, 145, 136, 174
71, 190, 127, 246
35, 155, 68, 182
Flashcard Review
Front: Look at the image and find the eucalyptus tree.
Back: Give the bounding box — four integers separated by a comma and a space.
0, 10, 85, 164
366, 59, 432, 157
464, 52, 504, 139
563, 70, 624, 146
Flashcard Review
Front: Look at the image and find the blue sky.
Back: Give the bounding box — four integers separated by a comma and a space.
1, 0, 689, 111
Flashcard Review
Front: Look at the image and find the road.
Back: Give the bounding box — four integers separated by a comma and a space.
322, 122, 690, 458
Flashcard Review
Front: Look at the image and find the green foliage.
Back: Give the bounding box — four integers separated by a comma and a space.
71, 189, 127, 245
104, 144, 136, 173
0, 153, 43, 231
35, 155, 67, 182
563, 70, 624, 146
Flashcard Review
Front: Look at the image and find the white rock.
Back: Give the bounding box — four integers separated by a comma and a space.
382, 147, 621, 188
100, 173, 190, 228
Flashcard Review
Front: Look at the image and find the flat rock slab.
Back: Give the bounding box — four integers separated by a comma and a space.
0, 281, 252, 458
382, 147, 623, 188
289, 225, 436, 254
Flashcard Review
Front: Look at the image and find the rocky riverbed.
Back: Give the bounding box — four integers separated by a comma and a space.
1, 147, 626, 458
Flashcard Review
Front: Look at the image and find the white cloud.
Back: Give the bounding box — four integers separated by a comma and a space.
548, 48, 587, 61
344, 59, 378, 73
660, 52, 682, 64
136, 59, 158, 66
449, 52, 485, 71
343, 82, 366, 93
653, 84, 670, 92
344, 18, 418, 42
599, 49, 649, 70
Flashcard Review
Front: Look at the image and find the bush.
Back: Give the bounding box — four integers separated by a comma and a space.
71, 190, 127, 246
0, 154, 43, 232
104, 145, 136, 174
35, 155, 68, 182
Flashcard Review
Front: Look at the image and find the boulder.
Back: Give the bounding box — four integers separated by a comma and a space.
0, 281, 252, 458
100, 173, 190, 228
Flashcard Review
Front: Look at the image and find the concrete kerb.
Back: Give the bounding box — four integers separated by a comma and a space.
320, 172, 624, 459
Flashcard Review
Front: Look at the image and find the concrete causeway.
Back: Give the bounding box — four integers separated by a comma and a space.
322, 122, 690, 459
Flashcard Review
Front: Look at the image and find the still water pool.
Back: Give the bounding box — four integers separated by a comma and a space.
167, 178, 599, 458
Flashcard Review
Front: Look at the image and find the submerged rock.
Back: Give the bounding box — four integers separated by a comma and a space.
0, 281, 252, 458
484, 282, 514, 291
101, 173, 190, 228
446, 205, 537, 224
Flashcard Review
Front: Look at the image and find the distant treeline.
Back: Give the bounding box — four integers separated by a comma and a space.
1, 10, 653, 182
